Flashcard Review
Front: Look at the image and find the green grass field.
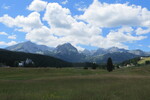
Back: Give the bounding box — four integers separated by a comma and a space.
0, 66, 150, 100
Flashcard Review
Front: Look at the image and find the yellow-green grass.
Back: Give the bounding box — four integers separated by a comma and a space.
0, 66, 150, 100
138, 57, 150, 64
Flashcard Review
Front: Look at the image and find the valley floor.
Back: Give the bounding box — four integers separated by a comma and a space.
0, 66, 150, 100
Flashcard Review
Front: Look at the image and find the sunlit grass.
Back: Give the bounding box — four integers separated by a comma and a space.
138, 57, 150, 64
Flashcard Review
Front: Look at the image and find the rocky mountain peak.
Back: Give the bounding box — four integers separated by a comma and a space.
5, 41, 53, 54
55, 43, 78, 54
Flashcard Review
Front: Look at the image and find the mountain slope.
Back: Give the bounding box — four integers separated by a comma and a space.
53, 43, 85, 62
128, 49, 147, 56
81, 49, 93, 56
86, 52, 138, 64
107, 47, 127, 53
93, 48, 107, 56
6, 41, 53, 54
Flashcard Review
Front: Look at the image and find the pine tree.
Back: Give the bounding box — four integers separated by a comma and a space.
107, 57, 114, 72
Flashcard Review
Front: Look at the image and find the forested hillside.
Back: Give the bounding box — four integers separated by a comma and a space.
0, 49, 72, 67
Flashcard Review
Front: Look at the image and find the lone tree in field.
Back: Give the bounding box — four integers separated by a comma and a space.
107, 57, 114, 72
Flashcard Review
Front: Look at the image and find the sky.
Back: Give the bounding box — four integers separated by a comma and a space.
0, 0, 150, 51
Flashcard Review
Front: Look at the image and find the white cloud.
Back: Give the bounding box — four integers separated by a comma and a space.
2, 4, 10, 10
75, 2, 87, 12
7, 41, 17, 46
78, 0, 150, 27
138, 44, 143, 47
0, 32, 8, 35
136, 28, 150, 35
0, 12, 43, 32
14, 12, 43, 32
27, 0, 48, 12
8, 35, 17, 39
43, 3, 74, 29
118, 26, 134, 33
26, 3, 98, 48
77, 7, 87, 12
26, 2, 147, 50
0, 41, 17, 46
0, 14, 15, 27
106, 27, 147, 43
61, 0, 68, 5
74, 46, 84, 51
0, 1, 149, 50
26, 26, 59, 47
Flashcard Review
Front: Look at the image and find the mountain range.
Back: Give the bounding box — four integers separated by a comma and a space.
5, 41, 150, 63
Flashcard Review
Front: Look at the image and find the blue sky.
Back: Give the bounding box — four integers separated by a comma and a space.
0, 0, 150, 51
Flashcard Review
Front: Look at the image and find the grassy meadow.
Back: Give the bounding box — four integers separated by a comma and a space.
138, 57, 150, 64
0, 66, 150, 100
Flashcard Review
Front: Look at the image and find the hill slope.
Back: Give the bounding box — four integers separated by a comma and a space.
138, 57, 150, 64
0, 49, 71, 67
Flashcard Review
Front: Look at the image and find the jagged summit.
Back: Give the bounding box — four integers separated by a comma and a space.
55, 43, 78, 54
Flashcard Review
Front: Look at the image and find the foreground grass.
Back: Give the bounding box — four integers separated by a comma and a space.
0, 66, 150, 100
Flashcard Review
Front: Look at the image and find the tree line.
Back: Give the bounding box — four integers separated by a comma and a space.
0, 49, 115, 72
0, 49, 72, 67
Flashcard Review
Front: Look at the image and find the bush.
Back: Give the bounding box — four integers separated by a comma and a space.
83, 66, 88, 69
84, 62, 98, 70
145, 61, 150, 65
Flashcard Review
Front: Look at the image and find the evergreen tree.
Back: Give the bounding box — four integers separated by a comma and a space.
107, 57, 114, 72
145, 61, 150, 65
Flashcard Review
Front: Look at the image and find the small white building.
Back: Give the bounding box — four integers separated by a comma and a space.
25, 58, 34, 65
18, 58, 34, 67
18, 61, 24, 67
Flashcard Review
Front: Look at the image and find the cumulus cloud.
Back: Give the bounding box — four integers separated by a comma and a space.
14, 12, 43, 32
26, 26, 59, 47
136, 28, 150, 35
27, 0, 48, 12
8, 35, 17, 39
43, 3, 74, 29
0, 41, 17, 46
106, 27, 147, 43
0, 12, 43, 32
0, 0, 149, 50
0, 14, 15, 27
0, 32, 8, 35
78, 0, 150, 27
17, 2, 150, 49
